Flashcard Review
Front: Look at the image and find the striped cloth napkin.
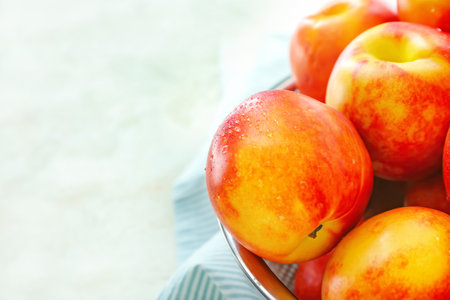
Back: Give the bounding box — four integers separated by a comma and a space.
157, 33, 292, 300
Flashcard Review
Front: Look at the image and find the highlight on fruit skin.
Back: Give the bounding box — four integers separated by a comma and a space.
206, 90, 373, 263
322, 206, 450, 299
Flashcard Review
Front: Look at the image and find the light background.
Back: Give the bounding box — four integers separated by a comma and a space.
0, 0, 394, 299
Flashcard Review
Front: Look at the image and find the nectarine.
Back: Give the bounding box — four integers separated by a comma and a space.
326, 22, 450, 180
290, 0, 396, 101
206, 90, 373, 263
323, 207, 450, 299
294, 251, 333, 300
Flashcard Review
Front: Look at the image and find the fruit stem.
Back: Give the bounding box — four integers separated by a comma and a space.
308, 224, 323, 239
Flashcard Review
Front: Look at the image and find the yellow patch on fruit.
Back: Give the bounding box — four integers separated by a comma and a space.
223, 136, 318, 258
323, 207, 450, 299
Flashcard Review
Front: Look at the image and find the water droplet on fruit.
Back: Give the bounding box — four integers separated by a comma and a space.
235, 119, 240, 124
234, 127, 241, 132
222, 145, 228, 153
228, 129, 232, 134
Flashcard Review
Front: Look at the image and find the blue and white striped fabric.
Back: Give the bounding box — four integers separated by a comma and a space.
157, 233, 261, 300
157, 34, 292, 299
172, 145, 217, 263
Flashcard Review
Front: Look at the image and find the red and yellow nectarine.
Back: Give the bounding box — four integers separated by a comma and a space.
326, 22, 450, 181
289, 0, 396, 101
294, 250, 333, 300
323, 206, 450, 299
206, 90, 373, 263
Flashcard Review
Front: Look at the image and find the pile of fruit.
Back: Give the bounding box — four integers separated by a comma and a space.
206, 0, 450, 299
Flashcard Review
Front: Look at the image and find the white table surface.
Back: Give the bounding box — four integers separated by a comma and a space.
0, 0, 394, 299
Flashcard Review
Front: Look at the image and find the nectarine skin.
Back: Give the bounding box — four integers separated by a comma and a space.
405, 173, 450, 214
294, 251, 333, 300
444, 127, 450, 200
206, 90, 373, 263
398, 0, 450, 32
323, 207, 450, 299
326, 22, 450, 181
289, 0, 396, 101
